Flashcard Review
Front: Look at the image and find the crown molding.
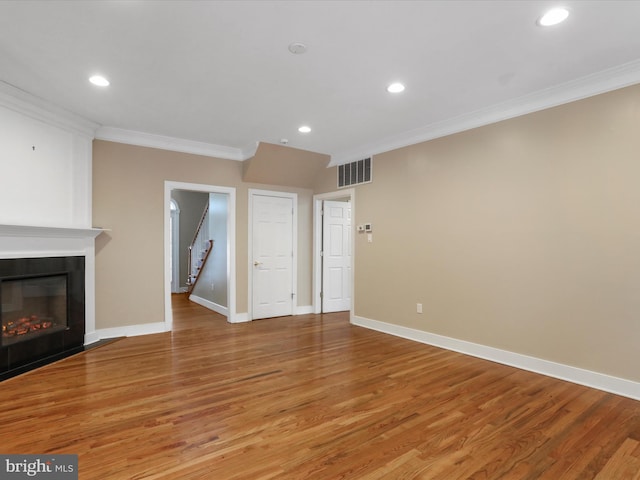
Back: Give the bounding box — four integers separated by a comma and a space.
0, 81, 99, 138
329, 59, 640, 166
95, 126, 254, 161
239, 141, 260, 160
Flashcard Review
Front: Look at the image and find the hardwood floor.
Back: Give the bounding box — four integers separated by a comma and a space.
1, 293, 639, 479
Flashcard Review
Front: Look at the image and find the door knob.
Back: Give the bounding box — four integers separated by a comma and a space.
254, 261, 262, 266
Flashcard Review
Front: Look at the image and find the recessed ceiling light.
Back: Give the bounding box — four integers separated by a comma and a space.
298, 125, 311, 133
538, 7, 569, 26
89, 75, 110, 87
387, 82, 405, 93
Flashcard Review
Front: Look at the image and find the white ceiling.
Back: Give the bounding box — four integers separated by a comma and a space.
1, 0, 640, 164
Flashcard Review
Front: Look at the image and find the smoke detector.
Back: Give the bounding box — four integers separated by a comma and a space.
288, 42, 307, 54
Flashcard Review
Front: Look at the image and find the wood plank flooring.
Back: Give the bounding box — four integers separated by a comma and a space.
1, 293, 639, 479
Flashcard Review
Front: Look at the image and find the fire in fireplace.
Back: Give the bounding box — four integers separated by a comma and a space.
1, 274, 68, 345
0, 256, 85, 380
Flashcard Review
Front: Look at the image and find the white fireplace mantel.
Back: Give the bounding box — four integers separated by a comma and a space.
0, 224, 105, 345
0, 224, 104, 258
0, 224, 104, 238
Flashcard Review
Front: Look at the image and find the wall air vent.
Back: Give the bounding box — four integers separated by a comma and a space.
338, 156, 372, 188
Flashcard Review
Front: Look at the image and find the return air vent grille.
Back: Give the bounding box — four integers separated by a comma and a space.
338, 157, 372, 188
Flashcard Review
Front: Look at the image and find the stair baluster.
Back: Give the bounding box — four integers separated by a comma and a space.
186, 204, 214, 293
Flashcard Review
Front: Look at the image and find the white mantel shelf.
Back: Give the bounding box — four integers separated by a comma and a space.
0, 224, 103, 343
0, 224, 105, 239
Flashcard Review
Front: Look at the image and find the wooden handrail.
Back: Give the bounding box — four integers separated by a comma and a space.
187, 240, 213, 293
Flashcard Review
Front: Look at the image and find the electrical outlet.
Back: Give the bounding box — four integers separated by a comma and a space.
417, 303, 423, 314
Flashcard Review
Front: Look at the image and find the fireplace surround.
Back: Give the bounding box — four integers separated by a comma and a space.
0, 256, 85, 380
0, 223, 102, 381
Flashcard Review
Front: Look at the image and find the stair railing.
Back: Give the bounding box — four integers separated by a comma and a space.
187, 204, 212, 292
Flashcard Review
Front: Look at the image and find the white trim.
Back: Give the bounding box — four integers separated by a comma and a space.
189, 294, 229, 317
96, 126, 258, 161
0, 224, 104, 239
312, 189, 355, 315
229, 312, 250, 324
248, 189, 298, 321
170, 199, 181, 293
71, 133, 94, 227
295, 305, 313, 315
330, 59, 640, 166
352, 315, 640, 402
83, 331, 102, 345
0, 250, 88, 259
0, 81, 98, 138
164, 181, 237, 329
83, 241, 98, 345
89, 322, 168, 342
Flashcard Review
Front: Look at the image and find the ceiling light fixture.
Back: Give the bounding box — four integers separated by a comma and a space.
538, 7, 569, 26
298, 125, 311, 133
89, 75, 110, 87
387, 82, 405, 93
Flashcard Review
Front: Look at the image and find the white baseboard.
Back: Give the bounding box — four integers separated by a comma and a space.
85, 322, 168, 344
184, 294, 251, 323
229, 312, 250, 323
230, 306, 313, 323
84, 331, 102, 345
352, 315, 640, 402
295, 305, 313, 315
189, 294, 229, 317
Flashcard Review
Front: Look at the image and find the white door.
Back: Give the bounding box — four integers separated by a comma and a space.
322, 200, 351, 312
251, 193, 295, 319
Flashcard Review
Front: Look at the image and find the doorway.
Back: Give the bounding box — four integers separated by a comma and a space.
164, 181, 237, 330
313, 189, 355, 314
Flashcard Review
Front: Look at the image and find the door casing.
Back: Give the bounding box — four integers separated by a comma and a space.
164, 181, 237, 329
170, 199, 181, 293
313, 189, 355, 315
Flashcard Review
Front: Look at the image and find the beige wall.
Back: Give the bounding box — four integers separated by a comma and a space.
318, 84, 640, 382
93, 140, 314, 329
94, 83, 640, 383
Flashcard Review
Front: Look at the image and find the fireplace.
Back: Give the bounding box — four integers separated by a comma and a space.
0, 256, 85, 380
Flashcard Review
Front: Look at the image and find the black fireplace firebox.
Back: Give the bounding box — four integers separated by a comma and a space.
0, 256, 85, 380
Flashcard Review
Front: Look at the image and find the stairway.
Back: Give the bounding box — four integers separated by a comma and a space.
186, 204, 214, 293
